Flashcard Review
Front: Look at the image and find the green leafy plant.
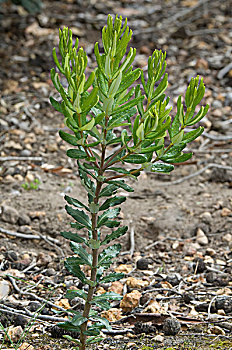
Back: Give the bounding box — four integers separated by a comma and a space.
50, 14, 209, 350
21, 178, 41, 190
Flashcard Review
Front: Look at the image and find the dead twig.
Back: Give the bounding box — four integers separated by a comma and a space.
0, 156, 43, 162
129, 226, 135, 258
6, 275, 72, 315
0, 227, 60, 245
203, 132, 232, 141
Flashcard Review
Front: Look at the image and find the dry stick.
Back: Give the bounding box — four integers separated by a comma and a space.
0, 156, 43, 162
159, 163, 232, 186
129, 226, 135, 258
0, 227, 60, 245
0, 305, 66, 323
203, 133, 232, 141
0, 305, 132, 335
6, 275, 72, 315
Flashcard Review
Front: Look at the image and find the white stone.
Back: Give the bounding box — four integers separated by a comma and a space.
0, 280, 11, 300
196, 228, 208, 246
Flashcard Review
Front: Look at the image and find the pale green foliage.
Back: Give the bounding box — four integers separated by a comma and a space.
51, 14, 208, 350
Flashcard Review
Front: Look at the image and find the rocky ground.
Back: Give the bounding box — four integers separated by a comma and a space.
0, 0, 231, 349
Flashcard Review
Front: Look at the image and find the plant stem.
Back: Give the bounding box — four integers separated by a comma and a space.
79, 172, 104, 349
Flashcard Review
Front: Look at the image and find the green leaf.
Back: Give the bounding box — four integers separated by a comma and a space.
61, 231, 87, 244
182, 126, 204, 143
151, 163, 174, 173
101, 226, 128, 245
91, 316, 112, 331
92, 292, 122, 303
123, 154, 147, 164
86, 336, 104, 344
65, 257, 86, 282
50, 97, 63, 113
65, 205, 91, 229
97, 208, 120, 228
67, 149, 87, 159
111, 96, 144, 116
79, 118, 95, 131
65, 195, 89, 211
139, 144, 163, 153
70, 242, 92, 266
81, 87, 99, 113
99, 196, 126, 211
59, 130, 78, 146
98, 244, 121, 267
160, 152, 193, 163
171, 130, 184, 144
99, 184, 118, 197
65, 289, 87, 301
107, 180, 134, 192
133, 114, 140, 145
63, 335, 80, 344
104, 219, 120, 228
70, 315, 88, 327
57, 321, 80, 333
100, 272, 124, 283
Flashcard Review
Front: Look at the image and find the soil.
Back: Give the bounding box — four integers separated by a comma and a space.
0, 0, 231, 349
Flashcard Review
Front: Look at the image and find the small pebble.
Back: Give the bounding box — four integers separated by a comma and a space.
136, 257, 150, 270
1, 205, 19, 224
196, 228, 208, 246
163, 317, 181, 335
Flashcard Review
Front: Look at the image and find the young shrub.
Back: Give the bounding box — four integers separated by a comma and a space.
51, 14, 208, 350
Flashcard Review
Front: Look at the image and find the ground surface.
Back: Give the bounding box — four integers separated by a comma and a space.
0, 0, 231, 349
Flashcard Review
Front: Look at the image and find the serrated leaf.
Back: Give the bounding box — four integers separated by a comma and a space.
97, 208, 120, 228
70, 315, 88, 327
63, 335, 80, 344
99, 196, 126, 211
57, 321, 80, 333
91, 316, 112, 331
107, 180, 134, 192
67, 149, 87, 159
92, 292, 122, 303
98, 244, 121, 267
65, 257, 86, 282
65, 195, 90, 211
104, 219, 120, 228
65, 289, 87, 301
61, 231, 87, 244
151, 163, 174, 173
86, 336, 104, 344
100, 272, 124, 283
99, 184, 118, 197
65, 205, 91, 229
101, 226, 128, 245
70, 242, 92, 266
